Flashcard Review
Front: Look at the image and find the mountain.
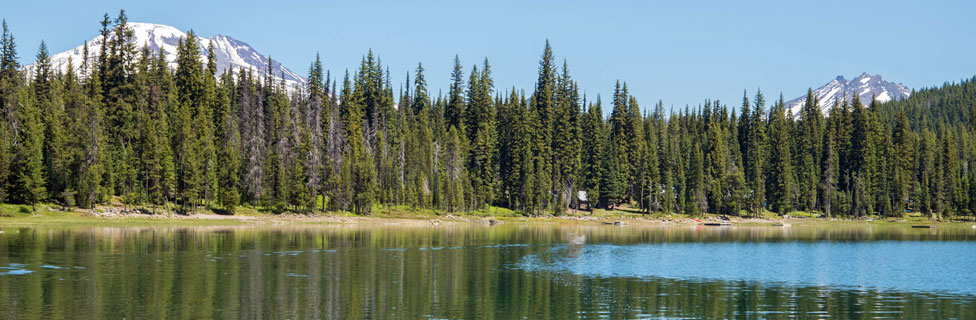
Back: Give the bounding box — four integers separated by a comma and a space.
785, 72, 911, 117
24, 22, 305, 90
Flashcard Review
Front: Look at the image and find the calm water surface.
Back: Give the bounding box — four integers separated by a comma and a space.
0, 223, 974, 319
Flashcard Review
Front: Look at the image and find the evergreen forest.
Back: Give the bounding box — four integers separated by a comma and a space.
2, 12, 976, 219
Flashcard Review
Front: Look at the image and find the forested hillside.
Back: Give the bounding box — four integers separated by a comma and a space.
1, 12, 974, 218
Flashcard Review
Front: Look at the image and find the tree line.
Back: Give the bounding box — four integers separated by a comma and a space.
1, 12, 975, 218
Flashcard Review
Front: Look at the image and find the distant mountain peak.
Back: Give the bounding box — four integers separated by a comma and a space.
24, 22, 305, 90
786, 72, 911, 118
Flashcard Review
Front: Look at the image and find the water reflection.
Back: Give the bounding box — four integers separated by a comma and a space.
0, 224, 973, 319
567, 232, 586, 258
518, 241, 976, 295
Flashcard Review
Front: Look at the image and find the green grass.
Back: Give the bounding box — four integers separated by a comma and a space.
0, 214, 250, 227
0, 203, 37, 217
0, 203, 249, 227
2, 200, 972, 228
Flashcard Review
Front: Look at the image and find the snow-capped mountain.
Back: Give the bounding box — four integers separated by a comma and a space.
24, 22, 305, 90
786, 73, 911, 118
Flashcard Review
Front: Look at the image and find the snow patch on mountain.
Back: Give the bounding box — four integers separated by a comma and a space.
785, 73, 911, 118
24, 22, 305, 91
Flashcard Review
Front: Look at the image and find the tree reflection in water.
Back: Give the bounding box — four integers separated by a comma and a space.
0, 224, 973, 319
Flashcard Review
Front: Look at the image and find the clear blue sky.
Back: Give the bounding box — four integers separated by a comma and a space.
4, 0, 975, 110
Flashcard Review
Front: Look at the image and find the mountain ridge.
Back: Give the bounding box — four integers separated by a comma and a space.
23, 22, 306, 90
785, 72, 911, 117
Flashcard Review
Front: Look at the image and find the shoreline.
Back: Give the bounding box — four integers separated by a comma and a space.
1, 204, 972, 228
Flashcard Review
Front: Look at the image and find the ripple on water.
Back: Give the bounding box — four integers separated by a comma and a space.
271, 251, 304, 256
0, 269, 33, 276
0, 263, 34, 276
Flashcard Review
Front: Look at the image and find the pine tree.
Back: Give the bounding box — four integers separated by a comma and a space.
33, 41, 70, 205
915, 129, 934, 217
13, 87, 46, 211
671, 110, 688, 213
216, 70, 241, 213
0, 19, 21, 203
80, 18, 108, 208
532, 41, 557, 213
743, 90, 767, 215
445, 56, 465, 131
198, 41, 219, 208
343, 61, 376, 214
265, 72, 292, 212
174, 30, 206, 212
704, 101, 727, 214
580, 97, 604, 209
686, 141, 706, 216
641, 103, 661, 213
625, 94, 646, 204
442, 125, 466, 212
608, 81, 630, 190
498, 89, 534, 210
408, 65, 434, 209
940, 125, 958, 217
654, 101, 674, 213
102, 11, 139, 202
767, 95, 793, 214
600, 136, 625, 209
0, 19, 18, 79
323, 71, 345, 210
240, 68, 267, 205
466, 59, 496, 208
821, 104, 840, 218
302, 54, 325, 212
797, 88, 824, 211
137, 50, 176, 213
831, 98, 853, 215
551, 60, 581, 212
867, 98, 891, 216
849, 95, 869, 180
891, 110, 913, 213
723, 112, 748, 216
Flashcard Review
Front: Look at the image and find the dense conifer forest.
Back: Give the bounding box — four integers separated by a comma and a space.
2, 12, 975, 218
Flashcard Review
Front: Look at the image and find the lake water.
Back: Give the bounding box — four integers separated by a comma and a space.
1, 223, 974, 319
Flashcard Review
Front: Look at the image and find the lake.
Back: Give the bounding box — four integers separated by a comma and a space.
1, 223, 974, 319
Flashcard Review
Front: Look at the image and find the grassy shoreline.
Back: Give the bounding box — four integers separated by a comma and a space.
1, 202, 973, 228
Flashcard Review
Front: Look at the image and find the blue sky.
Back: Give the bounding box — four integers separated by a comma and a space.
4, 0, 975, 110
